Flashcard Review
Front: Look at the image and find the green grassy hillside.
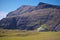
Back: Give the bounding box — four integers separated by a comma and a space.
0, 29, 60, 40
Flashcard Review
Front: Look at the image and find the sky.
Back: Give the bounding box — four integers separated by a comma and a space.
0, 0, 60, 20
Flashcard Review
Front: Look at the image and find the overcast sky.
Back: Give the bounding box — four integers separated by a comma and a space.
0, 0, 60, 20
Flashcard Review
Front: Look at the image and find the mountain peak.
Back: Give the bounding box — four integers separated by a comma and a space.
35, 2, 60, 9
38, 2, 47, 5
21, 5, 32, 7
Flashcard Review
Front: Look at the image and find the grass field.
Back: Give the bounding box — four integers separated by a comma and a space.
0, 29, 60, 40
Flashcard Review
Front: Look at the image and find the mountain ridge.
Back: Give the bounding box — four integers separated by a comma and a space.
0, 2, 60, 31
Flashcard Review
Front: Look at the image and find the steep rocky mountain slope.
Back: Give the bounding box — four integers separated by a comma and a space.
0, 2, 60, 31
7, 5, 35, 17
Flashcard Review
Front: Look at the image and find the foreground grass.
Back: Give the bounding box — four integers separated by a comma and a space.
0, 29, 60, 40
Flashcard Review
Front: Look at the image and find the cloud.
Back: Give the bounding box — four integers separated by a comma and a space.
0, 11, 8, 20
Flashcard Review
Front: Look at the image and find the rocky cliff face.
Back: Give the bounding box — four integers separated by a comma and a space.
0, 2, 60, 31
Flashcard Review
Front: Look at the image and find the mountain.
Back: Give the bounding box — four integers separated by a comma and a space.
0, 2, 60, 31
35, 2, 60, 9
7, 5, 35, 17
